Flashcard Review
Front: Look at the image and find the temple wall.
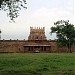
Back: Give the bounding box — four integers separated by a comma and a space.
0, 40, 26, 53
0, 40, 75, 53
48, 40, 57, 52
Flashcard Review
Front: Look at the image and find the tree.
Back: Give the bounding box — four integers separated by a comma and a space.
0, 29, 1, 40
50, 20, 75, 53
0, 0, 27, 21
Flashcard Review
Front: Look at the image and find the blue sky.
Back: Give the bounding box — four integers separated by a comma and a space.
0, 0, 74, 40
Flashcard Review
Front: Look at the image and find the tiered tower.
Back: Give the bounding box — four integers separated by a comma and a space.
28, 27, 46, 40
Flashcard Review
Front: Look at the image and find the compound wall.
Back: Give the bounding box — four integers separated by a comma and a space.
0, 40, 75, 53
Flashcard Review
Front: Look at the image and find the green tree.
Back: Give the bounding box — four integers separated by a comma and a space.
0, 0, 27, 21
50, 20, 75, 53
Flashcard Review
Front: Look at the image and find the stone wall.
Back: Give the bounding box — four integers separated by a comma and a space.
0, 40, 75, 53
0, 40, 26, 53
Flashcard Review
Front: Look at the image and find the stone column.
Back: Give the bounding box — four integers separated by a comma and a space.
30, 46, 31, 51
32, 46, 33, 51
29, 47, 30, 51
44, 46, 46, 51
30, 46, 32, 52
43, 46, 44, 51
41, 46, 43, 51
49, 46, 51, 52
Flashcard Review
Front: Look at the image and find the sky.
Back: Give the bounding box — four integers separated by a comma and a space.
0, 0, 74, 40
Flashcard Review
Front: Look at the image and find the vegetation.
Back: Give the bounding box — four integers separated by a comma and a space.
0, 0, 27, 21
50, 20, 75, 53
0, 53, 75, 75
0, 29, 1, 40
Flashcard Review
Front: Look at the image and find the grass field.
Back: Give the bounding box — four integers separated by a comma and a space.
0, 53, 75, 75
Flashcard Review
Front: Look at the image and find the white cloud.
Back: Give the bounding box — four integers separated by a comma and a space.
19, 7, 73, 39
0, 0, 74, 40
27, 7, 74, 27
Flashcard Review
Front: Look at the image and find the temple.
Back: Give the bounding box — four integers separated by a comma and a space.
24, 27, 51, 52
0, 27, 75, 53
28, 27, 46, 40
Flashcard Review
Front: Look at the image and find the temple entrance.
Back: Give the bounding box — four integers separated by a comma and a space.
24, 45, 51, 53
34, 46, 40, 53
23, 27, 51, 53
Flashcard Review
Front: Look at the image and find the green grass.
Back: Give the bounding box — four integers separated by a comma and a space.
0, 53, 75, 75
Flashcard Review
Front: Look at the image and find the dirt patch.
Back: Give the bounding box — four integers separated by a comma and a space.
61, 70, 75, 75
33, 72, 41, 75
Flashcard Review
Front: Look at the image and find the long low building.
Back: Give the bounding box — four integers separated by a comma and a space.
0, 27, 75, 53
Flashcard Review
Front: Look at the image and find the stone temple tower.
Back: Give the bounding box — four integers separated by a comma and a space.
28, 27, 47, 40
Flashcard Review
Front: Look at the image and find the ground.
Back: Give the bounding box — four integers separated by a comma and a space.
0, 53, 75, 75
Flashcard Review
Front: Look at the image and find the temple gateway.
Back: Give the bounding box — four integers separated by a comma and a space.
24, 27, 51, 52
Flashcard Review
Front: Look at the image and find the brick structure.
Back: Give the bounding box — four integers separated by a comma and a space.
0, 27, 75, 53
24, 27, 51, 52
28, 27, 46, 40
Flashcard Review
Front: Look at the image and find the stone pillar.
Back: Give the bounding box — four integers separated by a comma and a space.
32, 46, 33, 51
30, 46, 31, 51
49, 46, 51, 52
41, 46, 43, 51
31, 46, 34, 52
29, 47, 30, 51
43, 46, 44, 51
44, 46, 46, 51
30, 46, 32, 52
33, 46, 34, 51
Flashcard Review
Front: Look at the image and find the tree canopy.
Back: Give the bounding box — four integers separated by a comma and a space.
50, 20, 75, 53
0, 29, 1, 34
0, 0, 27, 21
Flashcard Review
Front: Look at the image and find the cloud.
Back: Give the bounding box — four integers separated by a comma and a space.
1, 6, 74, 39
32, 7, 73, 18
27, 7, 74, 27
21, 6, 73, 39
0, 0, 74, 40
